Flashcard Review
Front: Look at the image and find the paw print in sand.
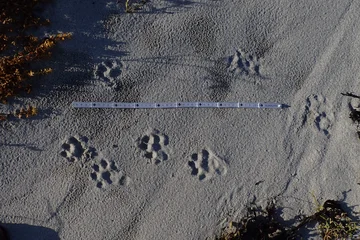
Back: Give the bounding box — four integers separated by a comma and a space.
60, 135, 97, 163
90, 159, 129, 188
138, 130, 169, 165
188, 149, 227, 181
94, 59, 122, 89
227, 49, 260, 76
302, 94, 334, 136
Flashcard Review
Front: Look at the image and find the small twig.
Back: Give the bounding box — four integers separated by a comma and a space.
341, 92, 360, 99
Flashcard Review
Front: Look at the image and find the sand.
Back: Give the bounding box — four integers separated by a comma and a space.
1, 0, 360, 239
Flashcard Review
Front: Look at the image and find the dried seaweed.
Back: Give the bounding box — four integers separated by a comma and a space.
122, 0, 148, 13
217, 200, 297, 240
341, 92, 360, 138
0, 0, 71, 105
0, 105, 38, 120
217, 199, 358, 240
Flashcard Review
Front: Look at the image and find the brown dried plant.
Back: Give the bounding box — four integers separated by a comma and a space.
123, 0, 148, 13
0, 113, 8, 121
0, 0, 71, 105
14, 105, 38, 119
0, 105, 37, 120
216, 197, 359, 240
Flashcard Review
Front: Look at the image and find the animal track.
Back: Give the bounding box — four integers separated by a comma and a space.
60, 136, 97, 163
60, 136, 130, 189
94, 59, 122, 89
302, 94, 334, 136
188, 149, 227, 181
227, 49, 260, 76
138, 130, 169, 164
90, 159, 129, 188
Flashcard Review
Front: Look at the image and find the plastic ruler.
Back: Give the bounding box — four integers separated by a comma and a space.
71, 101, 286, 109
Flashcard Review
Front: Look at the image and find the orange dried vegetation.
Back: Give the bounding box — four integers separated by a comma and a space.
0, 105, 38, 120
14, 105, 38, 118
0, 0, 71, 104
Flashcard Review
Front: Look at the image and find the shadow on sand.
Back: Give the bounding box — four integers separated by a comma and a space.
1, 223, 59, 240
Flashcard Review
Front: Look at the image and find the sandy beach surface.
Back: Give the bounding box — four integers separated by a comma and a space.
1, 0, 360, 239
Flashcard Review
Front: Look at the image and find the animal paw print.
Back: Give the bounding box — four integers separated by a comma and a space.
60, 136, 97, 163
90, 159, 129, 188
188, 149, 227, 181
227, 49, 260, 76
94, 59, 122, 89
138, 130, 169, 164
302, 94, 334, 136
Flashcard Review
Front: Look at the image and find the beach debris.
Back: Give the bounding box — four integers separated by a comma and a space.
217, 199, 296, 240
316, 200, 358, 239
341, 92, 360, 138
255, 180, 264, 186
341, 92, 360, 99
1, 0, 71, 104
13, 105, 38, 118
350, 107, 360, 139
350, 108, 360, 124
0, 105, 38, 120
216, 198, 359, 240
295, 199, 359, 240
0, 113, 9, 121
122, 0, 148, 13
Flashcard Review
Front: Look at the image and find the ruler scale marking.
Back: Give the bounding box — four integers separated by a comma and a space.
71, 101, 286, 109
